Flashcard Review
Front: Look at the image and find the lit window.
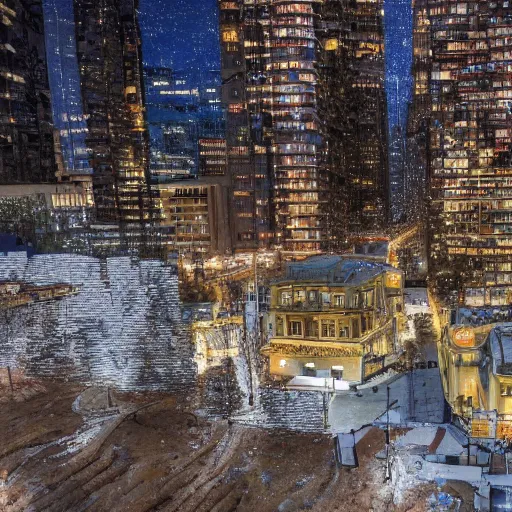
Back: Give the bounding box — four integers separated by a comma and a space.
334, 294, 345, 307
222, 29, 239, 43
288, 320, 302, 336
321, 320, 336, 338
325, 38, 338, 51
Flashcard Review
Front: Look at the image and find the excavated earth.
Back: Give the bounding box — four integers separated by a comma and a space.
0, 380, 464, 512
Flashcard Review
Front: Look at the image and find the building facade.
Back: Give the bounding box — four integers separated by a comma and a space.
318, 0, 388, 239
0, 0, 56, 184
144, 67, 200, 183
263, 255, 403, 383
43, 0, 92, 177
73, 0, 151, 225
219, 1, 274, 251
405, 0, 430, 224
155, 180, 232, 255
425, 0, 512, 303
219, 0, 388, 253
439, 324, 512, 439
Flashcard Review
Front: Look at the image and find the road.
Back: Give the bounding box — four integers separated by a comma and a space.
329, 288, 448, 433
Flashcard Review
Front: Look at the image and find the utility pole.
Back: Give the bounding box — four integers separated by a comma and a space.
385, 385, 391, 481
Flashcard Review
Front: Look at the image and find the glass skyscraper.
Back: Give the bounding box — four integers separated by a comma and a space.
43, 0, 92, 176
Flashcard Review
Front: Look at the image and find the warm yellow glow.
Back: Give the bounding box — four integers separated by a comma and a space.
453, 327, 475, 348
385, 273, 401, 288
222, 29, 239, 43
325, 38, 338, 51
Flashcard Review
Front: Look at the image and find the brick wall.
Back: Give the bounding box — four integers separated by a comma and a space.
0, 253, 196, 392
236, 388, 331, 433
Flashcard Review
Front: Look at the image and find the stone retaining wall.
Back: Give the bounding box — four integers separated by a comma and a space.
0, 252, 196, 392
236, 388, 331, 433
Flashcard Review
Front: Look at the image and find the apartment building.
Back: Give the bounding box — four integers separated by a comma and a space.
219, 0, 388, 253
426, 0, 512, 304
73, 0, 151, 225
0, 0, 56, 183
263, 255, 404, 383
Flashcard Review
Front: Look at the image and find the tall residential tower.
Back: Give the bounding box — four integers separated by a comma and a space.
219, 0, 388, 253
73, 0, 151, 225
426, 0, 512, 304
0, 0, 56, 183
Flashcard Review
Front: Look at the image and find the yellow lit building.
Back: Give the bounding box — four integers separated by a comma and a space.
262, 255, 404, 384
439, 324, 512, 437
155, 180, 232, 255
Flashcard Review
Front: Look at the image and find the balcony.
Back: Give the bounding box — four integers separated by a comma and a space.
273, 302, 366, 312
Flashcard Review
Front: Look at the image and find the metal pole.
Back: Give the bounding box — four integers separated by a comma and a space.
7, 366, 13, 393
385, 385, 391, 481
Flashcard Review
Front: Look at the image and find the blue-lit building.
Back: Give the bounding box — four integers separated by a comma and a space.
389, 126, 406, 223
43, 0, 92, 176
143, 66, 225, 183
144, 67, 200, 182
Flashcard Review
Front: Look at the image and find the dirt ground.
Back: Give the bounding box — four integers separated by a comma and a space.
0, 380, 465, 512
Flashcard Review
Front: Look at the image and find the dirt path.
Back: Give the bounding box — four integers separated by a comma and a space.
0, 382, 440, 512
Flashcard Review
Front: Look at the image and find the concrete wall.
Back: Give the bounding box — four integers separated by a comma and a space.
0, 252, 196, 392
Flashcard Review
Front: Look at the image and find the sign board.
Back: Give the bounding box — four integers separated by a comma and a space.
385, 273, 401, 289
452, 327, 475, 348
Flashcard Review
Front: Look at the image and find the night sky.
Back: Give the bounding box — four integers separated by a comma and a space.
139, 0, 221, 75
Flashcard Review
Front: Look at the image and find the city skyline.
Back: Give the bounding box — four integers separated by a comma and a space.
3, 2, 512, 509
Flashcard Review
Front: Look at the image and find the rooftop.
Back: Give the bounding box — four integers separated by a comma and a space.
276, 255, 398, 286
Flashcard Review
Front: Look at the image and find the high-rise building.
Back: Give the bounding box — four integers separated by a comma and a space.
73, 0, 150, 225
404, 0, 430, 224
219, 0, 388, 253
219, 1, 274, 251
143, 66, 231, 255
425, 0, 512, 303
144, 67, 200, 182
0, 0, 56, 183
144, 67, 226, 184
317, 0, 389, 244
270, 0, 325, 253
389, 126, 406, 223
43, 0, 92, 177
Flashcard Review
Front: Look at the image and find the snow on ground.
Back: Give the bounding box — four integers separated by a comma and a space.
395, 427, 439, 448
357, 368, 399, 390
287, 376, 350, 391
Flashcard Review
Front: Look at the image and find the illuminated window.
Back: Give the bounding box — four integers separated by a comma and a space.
325, 38, 338, 51
280, 291, 292, 305
222, 29, 239, 43
288, 320, 302, 336
276, 316, 284, 336
334, 294, 345, 307
321, 320, 336, 338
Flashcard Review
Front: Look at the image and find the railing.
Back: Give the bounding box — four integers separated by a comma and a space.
273, 302, 367, 312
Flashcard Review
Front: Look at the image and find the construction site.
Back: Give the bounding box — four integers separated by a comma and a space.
1, 378, 465, 512
0, 241, 483, 512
